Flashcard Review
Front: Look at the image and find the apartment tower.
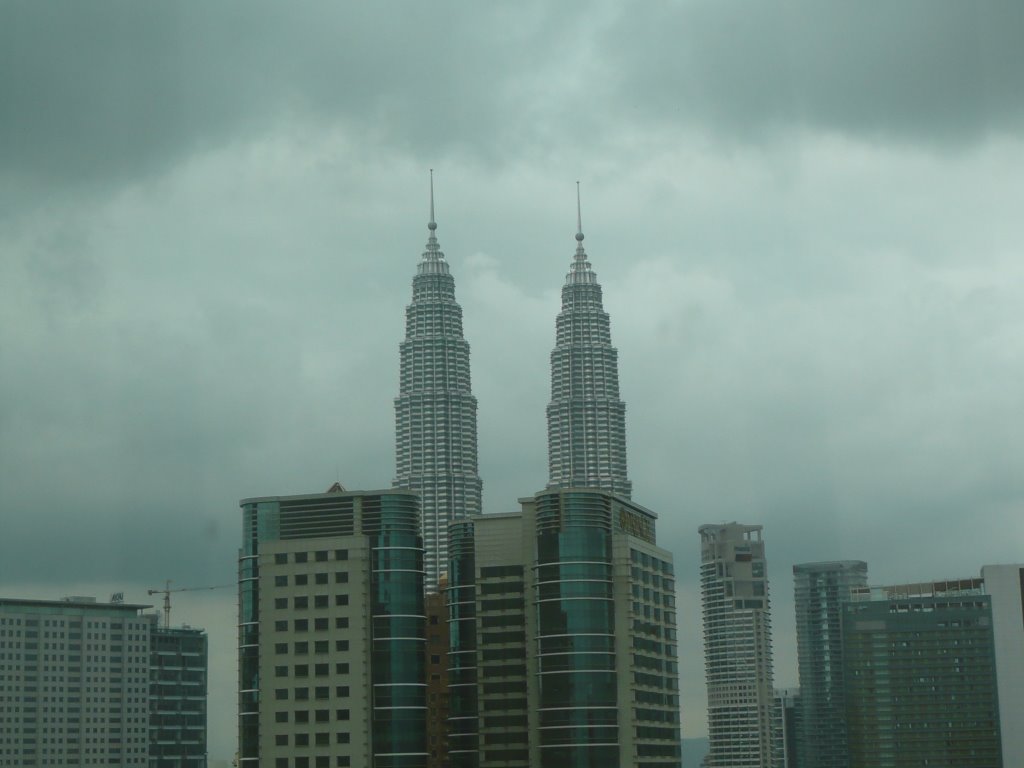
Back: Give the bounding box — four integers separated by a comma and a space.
699, 523, 776, 768
394, 173, 483, 593
792, 560, 868, 768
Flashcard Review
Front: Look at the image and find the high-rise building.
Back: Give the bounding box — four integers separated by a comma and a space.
149, 624, 208, 767
792, 560, 868, 768
394, 174, 483, 593
842, 579, 1002, 768
236, 486, 428, 768
982, 564, 1024, 768
447, 488, 682, 768
0, 596, 154, 767
546, 188, 631, 498
0, 596, 208, 768
699, 523, 776, 768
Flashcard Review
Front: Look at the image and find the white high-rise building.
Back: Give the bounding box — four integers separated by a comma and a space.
394, 174, 483, 592
981, 563, 1024, 767
699, 523, 776, 768
545, 187, 631, 498
0, 597, 159, 767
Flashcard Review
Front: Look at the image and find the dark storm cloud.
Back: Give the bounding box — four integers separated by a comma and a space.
0, 1, 587, 195
606, 1, 1024, 144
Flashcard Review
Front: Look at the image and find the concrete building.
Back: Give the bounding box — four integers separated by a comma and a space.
792, 561, 868, 768
149, 624, 208, 767
545, 188, 631, 498
980, 565, 1023, 768
394, 174, 483, 592
699, 523, 776, 768
0, 595, 198, 768
237, 486, 427, 768
842, 579, 1002, 768
448, 488, 682, 768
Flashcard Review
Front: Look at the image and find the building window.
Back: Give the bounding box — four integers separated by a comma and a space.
335, 686, 349, 697
295, 687, 309, 700
294, 620, 308, 632
335, 550, 348, 561
295, 553, 308, 564
315, 686, 329, 700
275, 576, 288, 587
336, 732, 350, 744
314, 596, 329, 609
315, 550, 328, 562
335, 595, 349, 607
335, 640, 349, 652
336, 709, 350, 720
314, 618, 328, 631
275, 643, 288, 654
295, 710, 309, 723
294, 597, 309, 610
335, 663, 349, 674
315, 573, 328, 585
275, 554, 288, 565
296, 574, 308, 586
335, 572, 349, 584
335, 618, 349, 630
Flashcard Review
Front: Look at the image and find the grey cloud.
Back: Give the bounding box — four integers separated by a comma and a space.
604, 1, 1024, 145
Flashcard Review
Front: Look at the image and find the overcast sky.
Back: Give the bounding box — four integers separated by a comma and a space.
2, 2, 1023, 763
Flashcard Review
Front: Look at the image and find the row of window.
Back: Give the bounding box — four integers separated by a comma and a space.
274, 550, 349, 565
273, 618, 349, 632
274, 663, 349, 677
273, 595, 350, 610
274, 686, 350, 700
274, 732, 350, 746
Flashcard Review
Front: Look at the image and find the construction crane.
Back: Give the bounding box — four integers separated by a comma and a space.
147, 580, 234, 629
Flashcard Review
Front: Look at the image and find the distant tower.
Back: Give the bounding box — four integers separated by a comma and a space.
394, 172, 483, 592
700, 523, 776, 768
546, 184, 631, 497
792, 561, 868, 768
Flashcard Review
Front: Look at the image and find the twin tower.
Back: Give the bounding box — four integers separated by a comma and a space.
393, 177, 631, 590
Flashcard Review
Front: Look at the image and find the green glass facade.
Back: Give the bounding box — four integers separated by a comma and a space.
535, 491, 619, 768
842, 582, 1002, 768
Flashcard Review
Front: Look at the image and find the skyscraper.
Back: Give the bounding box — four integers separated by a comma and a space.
447, 488, 682, 768
395, 173, 483, 592
546, 186, 631, 498
236, 486, 428, 768
843, 579, 1002, 768
792, 560, 868, 768
699, 523, 776, 768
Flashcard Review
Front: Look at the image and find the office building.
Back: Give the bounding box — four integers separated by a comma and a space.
0, 595, 189, 768
394, 174, 483, 592
448, 488, 682, 768
149, 624, 208, 767
237, 486, 427, 768
842, 579, 1002, 768
699, 523, 776, 768
792, 561, 868, 768
982, 564, 1024, 767
545, 188, 631, 498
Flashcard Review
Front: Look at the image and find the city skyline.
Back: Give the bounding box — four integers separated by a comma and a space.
2, 4, 1023, 766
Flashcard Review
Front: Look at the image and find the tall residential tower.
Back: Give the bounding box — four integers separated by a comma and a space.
546, 186, 631, 497
699, 523, 776, 768
395, 174, 483, 592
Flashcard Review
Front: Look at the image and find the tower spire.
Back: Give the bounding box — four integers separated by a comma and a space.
576, 180, 583, 242
429, 168, 436, 231
420, 169, 447, 274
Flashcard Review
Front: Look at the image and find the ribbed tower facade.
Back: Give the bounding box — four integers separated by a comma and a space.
395, 178, 482, 593
546, 190, 631, 497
